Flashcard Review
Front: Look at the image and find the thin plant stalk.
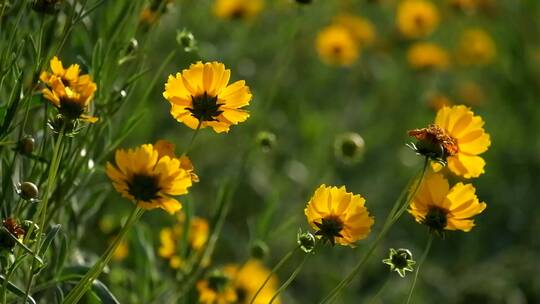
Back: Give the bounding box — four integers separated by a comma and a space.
62, 207, 144, 304
406, 234, 434, 304
249, 246, 299, 304
268, 252, 310, 304
181, 120, 202, 156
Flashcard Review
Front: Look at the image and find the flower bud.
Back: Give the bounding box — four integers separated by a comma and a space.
297, 229, 316, 253
382, 248, 416, 277
176, 29, 197, 52
250, 240, 269, 259
334, 132, 365, 164
256, 131, 277, 152
18, 182, 39, 201
17, 136, 35, 156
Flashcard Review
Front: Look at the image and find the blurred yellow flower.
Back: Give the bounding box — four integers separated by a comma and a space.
456, 28, 496, 66
197, 275, 238, 304
213, 0, 263, 20
396, 0, 440, 39
106, 144, 193, 214
407, 42, 450, 70
40, 57, 98, 123
304, 185, 374, 246
112, 239, 129, 262
426, 93, 452, 110
315, 25, 359, 67
333, 14, 376, 47
457, 81, 486, 106
226, 260, 280, 304
433, 105, 490, 178
158, 217, 209, 269
154, 140, 199, 182
409, 173, 486, 233
163, 61, 252, 133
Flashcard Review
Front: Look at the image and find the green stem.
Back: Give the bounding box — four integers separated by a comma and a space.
367, 274, 391, 304
249, 246, 299, 304
268, 252, 309, 304
318, 158, 429, 304
405, 234, 434, 304
62, 207, 144, 304
181, 120, 202, 156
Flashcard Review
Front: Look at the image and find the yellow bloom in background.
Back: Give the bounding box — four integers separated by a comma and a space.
407, 42, 450, 70
305, 185, 374, 246
163, 61, 252, 133
433, 105, 491, 178
112, 239, 129, 262
409, 173, 486, 233
158, 217, 209, 269
426, 93, 453, 110
315, 25, 360, 67
457, 81, 486, 106
40, 57, 98, 123
396, 0, 440, 39
197, 276, 238, 304
213, 0, 263, 21
456, 28, 496, 66
225, 260, 280, 304
106, 144, 193, 214
154, 140, 199, 182
333, 14, 376, 47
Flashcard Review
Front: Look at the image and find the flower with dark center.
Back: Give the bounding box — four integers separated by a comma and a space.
314, 216, 344, 246
382, 248, 416, 277
127, 174, 161, 202
188, 92, 224, 122
423, 206, 448, 234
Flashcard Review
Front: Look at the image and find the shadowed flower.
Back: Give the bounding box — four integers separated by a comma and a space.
40, 57, 98, 123
456, 28, 496, 66
305, 185, 374, 246
315, 25, 359, 67
407, 42, 450, 70
333, 14, 376, 47
410, 105, 490, 178
163, 61, 252, 133
409, 173, 486, 234
106, 144, 193, 214
397, 0, 440, 39
213, 0, 263, 21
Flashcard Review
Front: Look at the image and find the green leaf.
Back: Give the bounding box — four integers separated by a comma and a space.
0, 275, 37, 304
91, 280, 120, 304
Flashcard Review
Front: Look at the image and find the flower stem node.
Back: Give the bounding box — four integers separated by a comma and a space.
382, 248, 416, 278
18, 182, 39, 202
297, 230, 316, 253
17, 136, 35, 156
256, 131, 277, 152
250, 240, 270, 259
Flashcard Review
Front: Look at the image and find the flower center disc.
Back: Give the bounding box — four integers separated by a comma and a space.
423, 206, 448, 232
315, 216, 344, 245
128, 174, 160, 201
188, 92, 223, 122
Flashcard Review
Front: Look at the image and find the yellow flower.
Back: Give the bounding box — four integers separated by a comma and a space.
226, 260, 280, 304
407, 42, 450, 70
40, 57, 98, 123
106, 144, 193, 214
213, 0, 263, 21
315, 25, 359, 67
456, 28, 496, 66
304, 185, 374, 246
158, 217, 209, 269
197, 272, 238, 304
112, 239, 129, 262
154, 140, 199, 182
333, 14, 376, 47
409, 173, 486, 233
163, 61, 252, 133
396, 0, 440, 39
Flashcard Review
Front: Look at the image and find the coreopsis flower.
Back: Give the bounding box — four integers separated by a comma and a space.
408, 105, 491, 178
106, 144, 193, 214
456, 28, 496, 66
163, 61, 252, 133
158, 217, 209, 269
382, 248, 416, 277
396, 0, 440, 39
409, 173, 486, 234
197, 270, 238, 304
154, 140, 199, 182
315, 25, 359, 67
304, 185, 374, 246
213, 0, 263, 21
333, 14, 376, 47
40, 57, 98, 123
407, 42, 450, 70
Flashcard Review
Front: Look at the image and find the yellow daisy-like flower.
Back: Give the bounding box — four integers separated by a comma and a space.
456, 28, 496, 66
409, 173, 486, 233
154, 140, 199, 182
315, 25, 360, 67
304, 185, 374, 246
333, 14, 376, 47
158, 217, 209, 269
40, 57, 98, 123
197, 278, 238, 304
396, 0, 440, 39
106, 144, 193, 214
213, 0, 263, 21
409, 105, 491, 178
163, 61, 252, 133
407, 42, 450, 70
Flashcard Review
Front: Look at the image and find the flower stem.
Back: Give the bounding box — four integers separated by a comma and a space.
249, 246, 299, 304
268, 251, 310, 304
62, 207, 144, 304
318, 158, 429, 304
181, 120, 202, 156
406, 234, 434, 304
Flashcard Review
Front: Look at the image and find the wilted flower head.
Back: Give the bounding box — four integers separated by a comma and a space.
213, 0, 263, 21
305, 185, 374, 246
315, 25, 359, 67
407, 42, 450, 70
106, 144, 193, 214
163, 61, 252, 133
396, 0, 440, 39
456, 28, 496, 66
409, 173, 486, 235
382, 248, 416, 277
0, 218, 26, 251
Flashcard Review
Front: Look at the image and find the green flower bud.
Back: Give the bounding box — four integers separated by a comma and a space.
250, 240, 269, 259
297, 229, 316, 253
334, 132, 365, 164
17, 136, 35, 156
176, 29, 197, 52
382, 248, 416, 277
18, 182, 39, 201
256, 131, 277, 152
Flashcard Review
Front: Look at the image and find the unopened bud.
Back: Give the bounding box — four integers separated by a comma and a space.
256, 131, 277, 152
382, 248, 416, 278
176, 29, 197, 52
334, 132, 365, 164
18, 136, 35, 156
250, 240, 269, 259
297, 229, 316, 253
19, 182, 39, 201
